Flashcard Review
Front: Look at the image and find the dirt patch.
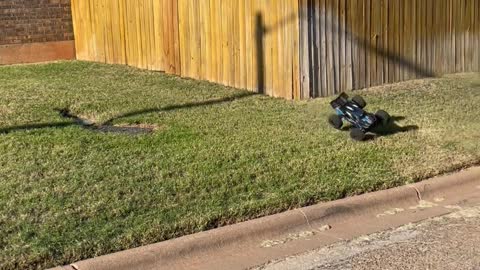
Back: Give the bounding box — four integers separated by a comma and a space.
93, 125, 153, 135
113, 123, 161, 130
94, 124, 160, 135
57, 108, 159, 135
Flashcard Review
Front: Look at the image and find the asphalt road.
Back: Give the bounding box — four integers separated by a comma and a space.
256, 204, 480, 270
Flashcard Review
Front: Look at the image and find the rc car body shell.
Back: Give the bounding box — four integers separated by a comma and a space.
330, 93, 378, 132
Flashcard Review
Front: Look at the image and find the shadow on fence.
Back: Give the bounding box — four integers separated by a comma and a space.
256, 5, 439, 98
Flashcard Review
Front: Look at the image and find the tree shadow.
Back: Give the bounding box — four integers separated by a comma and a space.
256, 4, 439, 98
255, 13, 266, 94
0, 122, 76, 134
103, 91, 257, 125
0, 92, 257, 135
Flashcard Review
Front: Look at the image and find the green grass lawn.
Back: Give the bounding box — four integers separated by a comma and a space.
1, 61, 479, 269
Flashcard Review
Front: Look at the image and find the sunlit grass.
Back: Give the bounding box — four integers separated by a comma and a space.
0, 61, 478, 269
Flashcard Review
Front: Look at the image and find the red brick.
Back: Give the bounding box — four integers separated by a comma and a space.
0, 0, 73, 45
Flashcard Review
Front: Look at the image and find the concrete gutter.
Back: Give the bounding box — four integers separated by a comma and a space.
50, 166, 480, 270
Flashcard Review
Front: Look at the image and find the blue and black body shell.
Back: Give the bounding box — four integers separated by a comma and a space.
330, 93, 377, 131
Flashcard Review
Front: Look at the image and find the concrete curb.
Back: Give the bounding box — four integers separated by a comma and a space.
52, 167, 480, 270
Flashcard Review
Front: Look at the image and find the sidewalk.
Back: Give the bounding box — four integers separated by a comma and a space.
256, 204, 480, 270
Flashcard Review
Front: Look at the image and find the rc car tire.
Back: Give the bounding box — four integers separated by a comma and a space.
328, 114, 343, 130
352, 95, 367, 108
350, 128, 366, 141
375, 110, 391, 126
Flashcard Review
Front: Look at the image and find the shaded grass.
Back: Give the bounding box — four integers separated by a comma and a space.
0, 61, 479, 269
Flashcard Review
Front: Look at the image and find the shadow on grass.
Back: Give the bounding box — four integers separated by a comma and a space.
103, 91, 257, 125
0, 122, 76, 134
0, 92, 257, 135
340, 115, 419, 140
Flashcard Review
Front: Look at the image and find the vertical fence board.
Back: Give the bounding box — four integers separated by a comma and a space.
320, 0, 328, 95
214, 0, 223, 82
271, 0, 279, 96
299, 0, 310, 98
370, 0, 378, 86
473, 0, 477, 70
290, 0, 301, 99
387, 0, 395, 83
345, 0, 353, 91
339, 0, 346, 93
350, 0, 359, 89
312, 0, 320, 97
333, 0, 340, 92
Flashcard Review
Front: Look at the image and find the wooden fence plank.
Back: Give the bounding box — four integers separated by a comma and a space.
251, 0, 259, 91
327, 0, 335, 94
215, 0, 223, 82
199, 0, 209, 80
475, 0, 480, 71
371, 0, 380, 86
244, 0, 252, 91
467, 0, 474, 71
345, 0, 353, 91
461, 0, 466, 72
350, 0, 359, 89
238, 0, 246, 89
299, 0, 310, 98
177, 0, 186, 77
414, 0, 420, 78
271, 0, 279, 96
137, 0, 146, 69
357, 0, 366, 90
403, 0, 410, 80
454, 0, 460, 72
312, 0, 319, 97
435, 0, 442, 76
333, 0, 340, 93
399, 0, 404, 81
319, 0, 328, 95
445, 0, 452, 74
290, 0, 298, 98
381, 0, 388, 83
388, 0, 395, 83
339, 0, 346, 93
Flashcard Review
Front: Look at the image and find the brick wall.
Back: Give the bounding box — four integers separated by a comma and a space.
0, 0, 74, 45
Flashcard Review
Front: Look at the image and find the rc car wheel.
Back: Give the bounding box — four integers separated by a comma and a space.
375, 110, 391, 126
328, 114, 343, 130
352, 95, 367, 108
350, 128, 366, 141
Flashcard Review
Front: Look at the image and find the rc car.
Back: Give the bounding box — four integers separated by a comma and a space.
328, 93, 391, 141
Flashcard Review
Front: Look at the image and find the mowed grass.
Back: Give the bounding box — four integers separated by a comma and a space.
0, 61, 479, 269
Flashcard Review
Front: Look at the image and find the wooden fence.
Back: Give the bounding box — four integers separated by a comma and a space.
299, 0, 480, 98
71, 0, 480, 99
71, 0, 180, 73
177, 0, 300, 98
71, 0, 300, 98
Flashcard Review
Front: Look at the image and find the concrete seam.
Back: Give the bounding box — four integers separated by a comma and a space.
408, 185, 423, 201
297, 208, 314, 231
